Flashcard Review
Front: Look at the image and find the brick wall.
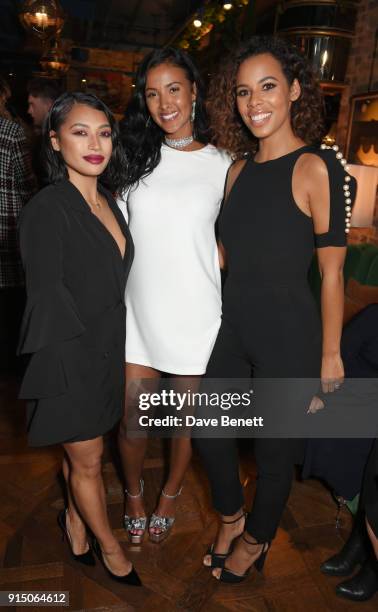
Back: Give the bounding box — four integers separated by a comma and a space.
336, 0, 378, 245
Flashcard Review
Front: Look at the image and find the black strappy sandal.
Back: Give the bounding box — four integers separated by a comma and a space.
204, 512, 246, 569
216, 535, 271, 583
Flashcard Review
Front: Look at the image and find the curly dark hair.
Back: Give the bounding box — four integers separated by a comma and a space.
42, 92, 126, 191
119, 47, 209, 192
208, 36, 325, 158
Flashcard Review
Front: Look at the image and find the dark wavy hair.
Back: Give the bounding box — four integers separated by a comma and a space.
42, 92, 126, 191
119, 47, 209, 191
208, 36, 325, 159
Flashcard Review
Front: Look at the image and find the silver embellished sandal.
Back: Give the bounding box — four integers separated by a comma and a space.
149, 486, 183, 543
123, 479, 147, 545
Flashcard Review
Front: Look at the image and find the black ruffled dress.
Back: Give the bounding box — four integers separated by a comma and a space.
18, 180, 134, 446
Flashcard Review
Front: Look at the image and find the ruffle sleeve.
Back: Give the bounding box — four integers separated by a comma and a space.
18, 281, 85, 355
18, 191, 90, 399
313, 146, 357, 248
18, 335, 92, 399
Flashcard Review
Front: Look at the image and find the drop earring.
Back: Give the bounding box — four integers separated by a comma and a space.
191, 100, 196, 122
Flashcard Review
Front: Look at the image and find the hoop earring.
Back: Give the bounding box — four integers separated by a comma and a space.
191, 100, 196, 123
145, 116, 151, 127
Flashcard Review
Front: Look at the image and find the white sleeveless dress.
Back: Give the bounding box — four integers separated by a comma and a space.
118, 143, 231, 374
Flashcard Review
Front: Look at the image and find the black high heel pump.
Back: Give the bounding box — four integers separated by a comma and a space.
57, 509, 96, 566
92, 539, 142, 587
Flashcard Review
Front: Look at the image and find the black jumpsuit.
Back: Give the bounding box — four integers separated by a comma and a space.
196, 145, 357, 543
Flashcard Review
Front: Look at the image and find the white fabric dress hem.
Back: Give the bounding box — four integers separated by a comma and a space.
125, 354, 206, 376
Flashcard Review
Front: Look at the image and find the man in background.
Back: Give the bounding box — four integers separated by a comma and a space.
26, 78, 61, 186
27, 78, 61, 130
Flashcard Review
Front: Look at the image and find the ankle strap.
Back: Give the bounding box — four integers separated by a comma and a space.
242, 533, 269, 549
241, 534, 259, 546
221, 512, 246, 525
161, 486, 183, 499
125, 478, 144, 499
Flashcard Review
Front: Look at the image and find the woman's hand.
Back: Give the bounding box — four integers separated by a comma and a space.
307, 395, 325, 414
321, 353, 344, 393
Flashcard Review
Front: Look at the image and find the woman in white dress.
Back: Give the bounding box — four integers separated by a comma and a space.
118, 47, 230, 544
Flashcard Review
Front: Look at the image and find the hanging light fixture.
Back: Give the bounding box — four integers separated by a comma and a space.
18, 0, 65, 41
275, 0, 359, 87
39, 36, 69, 74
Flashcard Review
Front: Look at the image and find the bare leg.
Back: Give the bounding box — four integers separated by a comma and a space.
118, 363, 160, 535
150, 375, 197, 534
150, 438, 191, 528
366, 518, 378, 559
61, 454, 89, 554
63, 436, 132, 576
203, 510, 245, 567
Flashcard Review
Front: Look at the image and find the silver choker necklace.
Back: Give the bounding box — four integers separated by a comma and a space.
165, 135, 193, 150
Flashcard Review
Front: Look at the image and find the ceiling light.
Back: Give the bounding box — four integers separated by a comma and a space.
223, 2, 233, 9
18, 0, 65, 41
39, 36, 69, 73
193, 18, 202, 28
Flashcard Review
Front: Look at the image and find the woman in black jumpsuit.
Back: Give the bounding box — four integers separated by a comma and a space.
196, 37, 357, 583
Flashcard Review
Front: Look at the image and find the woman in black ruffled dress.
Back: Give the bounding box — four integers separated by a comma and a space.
18, 92, 140, 586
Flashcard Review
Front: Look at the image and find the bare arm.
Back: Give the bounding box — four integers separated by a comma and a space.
218, 240, 226, 270
307, 154, 347, 391
317, 246, 346, 391
217, 159, 247, 271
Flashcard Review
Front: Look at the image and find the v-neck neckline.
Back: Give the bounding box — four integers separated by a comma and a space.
65, 180, 127, 261
91, 188, 126, 261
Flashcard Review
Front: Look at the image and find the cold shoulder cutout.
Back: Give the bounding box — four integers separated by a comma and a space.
310, 145, 357, 248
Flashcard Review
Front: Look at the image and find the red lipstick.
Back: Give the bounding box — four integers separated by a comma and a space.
83, 155, 105, 164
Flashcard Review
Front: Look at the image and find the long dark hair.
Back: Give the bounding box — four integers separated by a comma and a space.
208, 36, 325, 158
42, 92, 126, 191
119, 47, 209, 192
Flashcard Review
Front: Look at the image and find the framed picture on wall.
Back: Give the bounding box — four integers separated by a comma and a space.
345, 92, 378, 167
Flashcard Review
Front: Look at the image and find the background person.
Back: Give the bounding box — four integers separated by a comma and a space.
27, 78, 61, 129
306, 304, 378, 600
0, 77, 37, 378
27, 78, 61, 186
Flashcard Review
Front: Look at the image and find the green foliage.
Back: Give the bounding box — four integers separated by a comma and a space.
177, 0, 250, 52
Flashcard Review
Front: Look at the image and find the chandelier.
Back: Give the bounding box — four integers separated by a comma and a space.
40, 37, 69, 74
18, 0, 65, 41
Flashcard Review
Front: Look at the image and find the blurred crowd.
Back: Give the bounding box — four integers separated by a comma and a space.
0, 76, 61, 376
